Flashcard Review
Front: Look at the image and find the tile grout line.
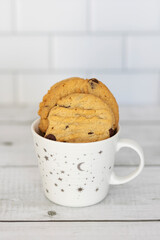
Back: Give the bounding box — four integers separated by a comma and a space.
1, 31, 160, 37
12, 73, 19, 104
122, 35, 127, 70
48, 35, 52, 70
158, 72, 160, 105
86, 0, 91, 33
10, 0, 17, 33
0, 69, 160, 75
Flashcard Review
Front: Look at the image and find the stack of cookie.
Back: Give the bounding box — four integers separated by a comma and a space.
38, 77, 119, 143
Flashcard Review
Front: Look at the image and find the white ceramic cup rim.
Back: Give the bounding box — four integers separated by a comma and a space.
31, 118, 120, 146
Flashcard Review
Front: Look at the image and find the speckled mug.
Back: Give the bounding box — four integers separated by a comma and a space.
31, 119, 144, 207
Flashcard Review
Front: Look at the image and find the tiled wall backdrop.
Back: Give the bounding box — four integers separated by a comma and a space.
0, 0, 160, 106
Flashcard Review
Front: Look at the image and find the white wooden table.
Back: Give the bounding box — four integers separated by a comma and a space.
0, 106, 160, 239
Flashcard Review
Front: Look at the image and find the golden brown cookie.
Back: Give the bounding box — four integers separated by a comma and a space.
38, 77, 119, 133
45, 93, 116, 143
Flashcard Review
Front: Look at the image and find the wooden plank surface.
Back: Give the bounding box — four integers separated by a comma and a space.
0, 222, 160, 240
0, 106, 159, 239
0, 166, 159, 221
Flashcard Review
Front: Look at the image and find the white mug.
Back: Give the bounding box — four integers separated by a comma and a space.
31, 119, 144, 207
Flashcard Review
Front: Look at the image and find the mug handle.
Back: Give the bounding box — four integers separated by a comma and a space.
110, 139, 144, 185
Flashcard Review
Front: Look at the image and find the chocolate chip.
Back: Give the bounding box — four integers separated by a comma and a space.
89, 78, 99, 84
45, 134, 56, 141
38, 129, 45, 137
88, 132, 94, 135
90, 82, 94, 89
109, 128, 117, 137
88, 78, 99, 89
65, 125, 69, 129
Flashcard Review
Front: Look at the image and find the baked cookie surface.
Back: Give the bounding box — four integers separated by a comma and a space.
45, 93, 116, 143
38, 77, 119, 133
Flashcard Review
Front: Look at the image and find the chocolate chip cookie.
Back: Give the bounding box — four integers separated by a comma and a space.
38, 77, 119, 134
45, 93, 116, 143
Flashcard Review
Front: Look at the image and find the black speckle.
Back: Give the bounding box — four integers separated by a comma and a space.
2, 141, 13, 146
44, 156, 49, 161
46, 189, 49, 193
50, 172, 53, 174
78, 187, 83, 192
61, 171, 65, 174
48, 211, 56, 216
45, 134, 56, 141
43, 148, 47, 152
37, 154, 40, 158
99, 150, 103, 154
88, 132, 94, 135
65, 125, 69, 129
50, 154, 53, 157
61, 189, 64, 192
58, 178, 62, 181
96, 188, 99, 192
55, 183, 58, 186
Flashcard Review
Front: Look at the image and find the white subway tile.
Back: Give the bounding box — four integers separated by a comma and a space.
91, 0, 160, 31
53, 36, 122, 70
0, 0, 11, 31
0, 75, 14, 103
127, 36, 160, 69
0, 36, 48, 70
16, 0, 87, 32
87, 73, 160, 105
18, 73, 88, 104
